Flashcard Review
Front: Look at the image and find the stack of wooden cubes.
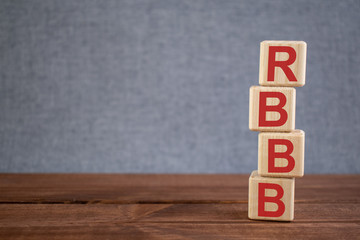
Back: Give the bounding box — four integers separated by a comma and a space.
248, 41, 307, 221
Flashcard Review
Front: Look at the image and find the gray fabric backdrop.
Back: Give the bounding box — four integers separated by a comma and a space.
1, 0, 359, 173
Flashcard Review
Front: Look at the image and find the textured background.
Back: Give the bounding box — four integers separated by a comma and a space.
1, 0, 359, 173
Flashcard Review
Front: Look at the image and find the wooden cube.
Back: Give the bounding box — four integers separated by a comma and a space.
258, 130, 304, 178
259, 41, 306, 87
248, 170, 295, 221
249, 86, 296, 132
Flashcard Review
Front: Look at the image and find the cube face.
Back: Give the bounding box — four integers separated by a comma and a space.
258, 130, 305, 178
248, 171, 294, 221
249, 86, 296, 132
259, 41, 306, 87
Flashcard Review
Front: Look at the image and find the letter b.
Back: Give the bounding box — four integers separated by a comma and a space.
258, 130, 305, 178
249, 86, 296, 132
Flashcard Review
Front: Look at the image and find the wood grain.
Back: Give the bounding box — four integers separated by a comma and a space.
1, 203, 359, 226
1, 223, 359, 240
0, 174, 359, 239
1, 174, 359, 203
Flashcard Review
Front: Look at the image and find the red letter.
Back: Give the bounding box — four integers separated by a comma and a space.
267, 46, 297, 82
268, 139, 295, 173
258, 183, 285, 217
259, 92, 287, 127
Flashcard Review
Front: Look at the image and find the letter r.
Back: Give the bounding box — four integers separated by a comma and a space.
268, 46, 297, 82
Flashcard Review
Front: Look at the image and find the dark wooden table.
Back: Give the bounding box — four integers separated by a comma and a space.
0, 174, 359, 239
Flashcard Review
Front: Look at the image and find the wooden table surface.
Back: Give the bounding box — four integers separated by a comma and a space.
0, 174, 359, 239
